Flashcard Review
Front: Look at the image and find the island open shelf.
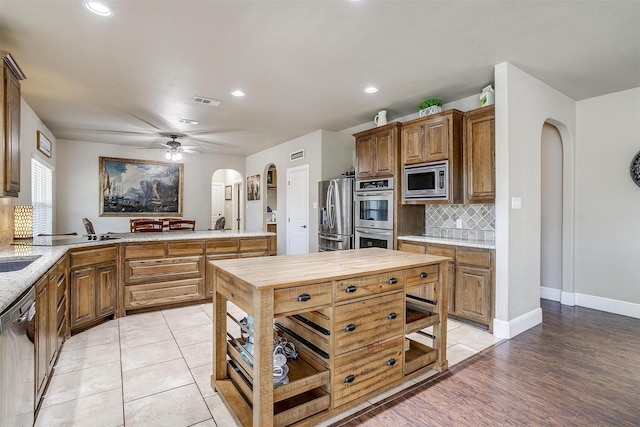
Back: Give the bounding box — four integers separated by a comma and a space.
210, 248, 450, 427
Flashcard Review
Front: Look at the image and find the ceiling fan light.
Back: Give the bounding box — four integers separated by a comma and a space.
165, 151, 172, 160
176, 152, 182, 160
83, 1, 113, 17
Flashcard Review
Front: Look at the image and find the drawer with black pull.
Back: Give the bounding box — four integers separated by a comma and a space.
333, 291, 404, 355
332, 336, 403, 408
273, 282, 332, 315
334, 270, 404, 303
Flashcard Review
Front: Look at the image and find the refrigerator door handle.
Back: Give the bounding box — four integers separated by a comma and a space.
319, 235, 343, 242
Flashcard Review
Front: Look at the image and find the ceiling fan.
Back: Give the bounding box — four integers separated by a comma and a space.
138, 134, 202, 160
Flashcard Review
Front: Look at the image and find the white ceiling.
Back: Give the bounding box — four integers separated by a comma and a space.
1, 1, 639, 156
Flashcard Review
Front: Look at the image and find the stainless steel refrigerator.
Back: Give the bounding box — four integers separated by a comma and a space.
318, 177, 354, 251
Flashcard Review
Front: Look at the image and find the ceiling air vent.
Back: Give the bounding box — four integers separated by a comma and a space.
192, 96, 222, 106
177, 118, 200, 125
290, 149, 305, 161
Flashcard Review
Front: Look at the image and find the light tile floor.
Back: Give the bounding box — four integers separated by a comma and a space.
36, 303, 501, 427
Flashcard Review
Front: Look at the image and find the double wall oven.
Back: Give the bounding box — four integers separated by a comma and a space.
354, 178, 394, 249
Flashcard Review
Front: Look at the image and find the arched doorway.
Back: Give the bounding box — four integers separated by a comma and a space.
540, 120, 575, 305
541, 123, 563, 298
211, 169, 243, 231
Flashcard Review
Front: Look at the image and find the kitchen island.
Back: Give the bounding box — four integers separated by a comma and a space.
210, 248, 450, 427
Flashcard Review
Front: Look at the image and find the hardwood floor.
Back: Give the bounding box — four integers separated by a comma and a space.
330, 300, 640, 426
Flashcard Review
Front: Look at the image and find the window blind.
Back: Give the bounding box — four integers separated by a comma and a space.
32, 158, 53, 237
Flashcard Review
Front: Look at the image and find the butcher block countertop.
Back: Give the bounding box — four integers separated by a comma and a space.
209, 247, 451, 290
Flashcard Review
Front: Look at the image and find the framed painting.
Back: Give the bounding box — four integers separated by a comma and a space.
37, 131, 52, 158
99, 156, 183, 216
225, 185, 232, 200
247, 174, 260, 201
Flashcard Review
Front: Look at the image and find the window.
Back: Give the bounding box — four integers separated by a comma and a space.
32, 157, 53, 236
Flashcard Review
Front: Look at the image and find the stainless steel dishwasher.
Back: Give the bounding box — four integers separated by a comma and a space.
0, 287, 36, 427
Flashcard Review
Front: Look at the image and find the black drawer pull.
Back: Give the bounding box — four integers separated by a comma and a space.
297, 293, 311, 302
345, 285, 357, 293
388, 277, 398, 285
419, 272, 428, 279
343, 374, 355, 384
387, 312, 397, 320
344, 323, 356, 332
387, 358, 396, 366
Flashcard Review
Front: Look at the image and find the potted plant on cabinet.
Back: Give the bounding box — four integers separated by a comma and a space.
417, 98, 443, 117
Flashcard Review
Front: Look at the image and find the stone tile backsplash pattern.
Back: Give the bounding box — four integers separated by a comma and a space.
424, 204, 495, 243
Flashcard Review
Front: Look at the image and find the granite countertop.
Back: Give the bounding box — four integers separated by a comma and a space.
0, 230, 274, 314
397, 235, 496, 250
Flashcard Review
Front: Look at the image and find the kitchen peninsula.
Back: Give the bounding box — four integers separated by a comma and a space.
210, 248, 450, 427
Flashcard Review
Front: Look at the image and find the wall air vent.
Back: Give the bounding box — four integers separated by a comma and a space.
192, 96, 222, 106
290, 149, 305, 161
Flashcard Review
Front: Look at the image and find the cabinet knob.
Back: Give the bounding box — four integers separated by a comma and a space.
387, 358, 396, 366
344, 323, 357, 332
345, 285, 357, 293
388, 277, 398, 285
297, 293, 311, 302
419, 272, 428, 279
387, 312, 397, 320
343, 374, 355, 384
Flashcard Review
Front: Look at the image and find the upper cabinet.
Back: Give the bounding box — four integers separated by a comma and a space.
401, 110, 464, 166
1, 51, 26, 198
401, 110, 464, 204
464, 105, 495, 203
354, 123, 400, 179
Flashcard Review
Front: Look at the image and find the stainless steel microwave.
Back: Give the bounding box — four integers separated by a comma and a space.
403, 161, 449, 201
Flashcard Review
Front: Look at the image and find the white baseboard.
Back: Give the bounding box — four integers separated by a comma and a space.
540, 287, 640, 319
540, 286, 561, 302
575, 293, 640, 319
492, 307, 542, 339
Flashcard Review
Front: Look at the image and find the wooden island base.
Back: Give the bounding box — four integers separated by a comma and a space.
210, 248, 450, 427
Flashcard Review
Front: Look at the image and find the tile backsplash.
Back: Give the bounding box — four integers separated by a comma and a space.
424, 204, 495, 242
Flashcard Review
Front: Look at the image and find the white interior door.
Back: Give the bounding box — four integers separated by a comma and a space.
287, 164, 309, 255
211, 182, 224, 228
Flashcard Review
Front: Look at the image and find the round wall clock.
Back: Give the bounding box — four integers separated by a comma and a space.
631, 150, 640, 188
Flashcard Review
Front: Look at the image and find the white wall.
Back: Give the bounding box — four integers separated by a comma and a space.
245, 129, 353, 254
493, 63, 577, 338
55, 139, 245, 235
575, 87, 640, 308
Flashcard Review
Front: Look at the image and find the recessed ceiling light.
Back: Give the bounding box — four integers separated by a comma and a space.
83, 1, 113, 17
231, 90, 245, 97
364, 86, 378, 94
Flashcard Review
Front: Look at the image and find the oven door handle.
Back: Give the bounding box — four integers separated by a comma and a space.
357, 229, 393, 236
356, 191, 393, 197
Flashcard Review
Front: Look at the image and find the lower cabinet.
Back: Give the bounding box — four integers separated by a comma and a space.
35, 256, 68, 410
69, 246, 117, 332
398, 240, 495, 330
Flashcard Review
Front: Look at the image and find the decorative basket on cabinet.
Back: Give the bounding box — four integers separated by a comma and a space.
417, 98, 443, 117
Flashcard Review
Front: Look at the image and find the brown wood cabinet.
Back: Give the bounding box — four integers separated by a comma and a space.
354, 123, 400, 179
400, 110, 464, 204
211, 249, 449, 427
464, 105, 495, 203
122, 240, 205, 311
0, 51, 26, 197
69, 246, 117, 332
35, 256, 68, 409
398, 240, 494, 330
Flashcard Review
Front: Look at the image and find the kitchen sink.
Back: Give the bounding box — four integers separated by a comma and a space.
0, 256, 41, 273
